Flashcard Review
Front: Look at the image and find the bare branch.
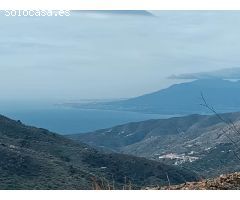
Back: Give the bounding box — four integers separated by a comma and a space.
200, 92, 240, 161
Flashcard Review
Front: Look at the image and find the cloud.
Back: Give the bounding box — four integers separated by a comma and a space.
72, 10, 154, 17
168, 67, 240, 80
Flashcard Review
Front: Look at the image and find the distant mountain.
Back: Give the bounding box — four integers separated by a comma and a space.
169, 67, 240, 80
68, 112, 240, 178
66, 79, 240, 115
0, 114, 198, 189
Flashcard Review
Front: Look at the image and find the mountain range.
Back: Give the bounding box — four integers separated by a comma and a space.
65, 79, 240, 115
0, 114, 198, 189
68, 112, 240, 178
3, 78, 240, 189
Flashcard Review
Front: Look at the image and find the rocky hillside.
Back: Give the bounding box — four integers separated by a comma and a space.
68, 112, 240, 178
149, 172, 240, 190
0, 114, 198, 189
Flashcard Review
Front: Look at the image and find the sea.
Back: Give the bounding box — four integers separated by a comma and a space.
0, 102, 174, 135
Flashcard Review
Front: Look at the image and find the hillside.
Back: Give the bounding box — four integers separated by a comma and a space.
68, 112, 240, 178
65, 79, 240, 115
0, 114, 198, 189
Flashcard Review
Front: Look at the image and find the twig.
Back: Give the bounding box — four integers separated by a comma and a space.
200, 92, 240, 161
166, 172, 171, 186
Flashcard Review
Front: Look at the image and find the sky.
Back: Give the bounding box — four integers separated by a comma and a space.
1, 11, 240, 103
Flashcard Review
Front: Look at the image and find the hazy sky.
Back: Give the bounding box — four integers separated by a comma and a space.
1, 11, 240, 102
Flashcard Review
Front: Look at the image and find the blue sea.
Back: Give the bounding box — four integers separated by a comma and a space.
0, 102, 173, 134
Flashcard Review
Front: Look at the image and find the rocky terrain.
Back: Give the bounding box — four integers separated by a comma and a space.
0, 114, 198, 189
149, 172, 240, 190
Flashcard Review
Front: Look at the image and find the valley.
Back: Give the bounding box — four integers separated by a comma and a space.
68, 112, 240, 178
2, 79, 240, 189
0, 114, 198, 189
2, 10, 240, 191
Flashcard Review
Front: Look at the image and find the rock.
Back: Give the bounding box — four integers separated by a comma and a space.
147, 172, 240, 190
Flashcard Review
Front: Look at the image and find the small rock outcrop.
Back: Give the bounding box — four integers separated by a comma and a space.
147, 172, 240, 190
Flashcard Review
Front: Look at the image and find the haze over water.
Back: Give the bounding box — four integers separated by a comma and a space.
1, 11, 240, 133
